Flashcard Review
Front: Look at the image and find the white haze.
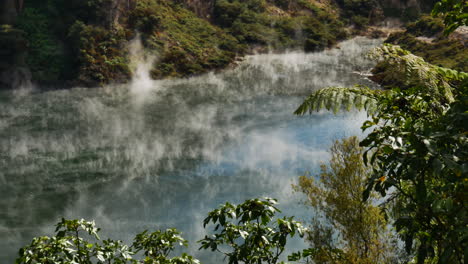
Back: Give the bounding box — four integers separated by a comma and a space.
0, 37, 381, 263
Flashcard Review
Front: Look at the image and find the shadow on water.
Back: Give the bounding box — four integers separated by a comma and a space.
0, 37, 381, 263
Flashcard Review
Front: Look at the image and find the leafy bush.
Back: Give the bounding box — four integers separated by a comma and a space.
351, 15, 370, 29
15, 8, 68, 83
432, 0, 468, 34
199, 198, 306, 264
68, 21, 131, 86
129, 0, 239, 78
16, 198, 306, 263
16, 218, 199, 264
385, 31, 468, 72
338, 0, 380, 22
292, 137, 400, 263
406, 15, 445, 37
295, 44, 468, 263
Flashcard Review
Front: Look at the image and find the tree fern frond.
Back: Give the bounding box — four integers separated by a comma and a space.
370, 44, 467, 102
294, 86, 379, 115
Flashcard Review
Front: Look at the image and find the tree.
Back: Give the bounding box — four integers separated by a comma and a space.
431, 0, 467, 34
294, 44, 467, 263
198, 197, 306, 264
15, 218, 199, 264
291, 136, 398, 264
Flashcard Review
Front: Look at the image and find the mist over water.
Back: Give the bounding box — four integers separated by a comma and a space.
0, 37, 381, 263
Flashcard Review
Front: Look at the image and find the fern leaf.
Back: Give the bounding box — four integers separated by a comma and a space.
294, 86, 379, 115
370, 44, 468, 102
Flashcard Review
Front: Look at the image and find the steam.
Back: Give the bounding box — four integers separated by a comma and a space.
127, 34, 159, 104
0, 37, 382, 263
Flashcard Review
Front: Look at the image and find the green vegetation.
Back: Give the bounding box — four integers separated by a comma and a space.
295, 43, 467, 263
16, 198, 305, 264
292, 136, 399, 263
14, 0, 133, 85
16, 218, 199, 263
405, 15, 445, 37
15, 7, 68, 83
199, 198, 305, 264
6, 0, 463, 87
68, 21, 131, 86
211, 0, 347, 52
369, 44, 463, 95
10, 1, 468, 263
8, 0, 364, 85
129, 0, 239, 78
11, 0, 458, 86
431, 0, 467, 34
384, 15, 467, 72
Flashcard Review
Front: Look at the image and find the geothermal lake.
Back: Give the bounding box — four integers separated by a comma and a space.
0, 37, 381, 263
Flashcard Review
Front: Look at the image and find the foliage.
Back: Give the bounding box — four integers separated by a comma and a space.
291, 136, 398, 264
16, 218, 199, 264
199, 197, 306, 264
294, 86, 379, 115
385, 31, 468, 72
15, 7, 68, 82
384, 14, 467, 73
11, 0, 350, 84
295, 43, 467, 263
212, 0, 347, 52
68, 21, 131, 86
369, 44, 465, 101
431, 0, 468, 34
133, 229, 200, 264
335, 0, 382, 24
405, 15, 445, 37
129, 0, 239, 78
16, 198, 306, 264
14, 0, 126, 84
359, 77, 467, 264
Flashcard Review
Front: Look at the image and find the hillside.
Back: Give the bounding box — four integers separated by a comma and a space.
1, 0, 439, 88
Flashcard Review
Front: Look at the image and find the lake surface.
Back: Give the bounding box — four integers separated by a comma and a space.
0, 37, 381, 263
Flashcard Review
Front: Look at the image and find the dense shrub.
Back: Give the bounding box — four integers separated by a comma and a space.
68, 21, 131, 86
405, 15, 445, 37
212, 0, 347, 51
385, 17, 467, 72
337, 0, 381, 22
11, 0, 350, 84
15, 8, 69, 83
129, 0, 239, 78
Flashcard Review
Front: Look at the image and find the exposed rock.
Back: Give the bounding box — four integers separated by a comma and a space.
415, 36, 434, 43
180, 0, 215, 19
450, 26, 468, 46
0, 67, 31, 90
91, 0, 136, 29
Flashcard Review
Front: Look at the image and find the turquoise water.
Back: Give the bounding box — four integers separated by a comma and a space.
0, 37, 381, 263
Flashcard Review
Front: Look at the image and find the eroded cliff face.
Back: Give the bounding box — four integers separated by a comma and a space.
181, 0, 215, 19
101, 0, 137, 28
